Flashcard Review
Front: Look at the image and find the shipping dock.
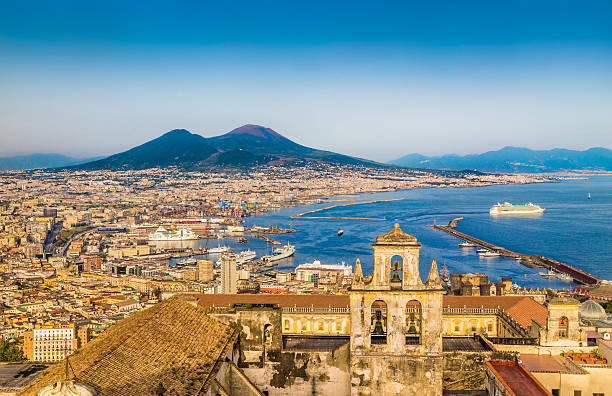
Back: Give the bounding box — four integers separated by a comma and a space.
430, 218, 601, 286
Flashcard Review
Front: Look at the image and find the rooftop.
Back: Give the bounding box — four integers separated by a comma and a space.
520, 354, 584, 374
18, 296, 237, 396
443, 296, 548, 328
486, 361, 552, 396
374, 223, 419, 246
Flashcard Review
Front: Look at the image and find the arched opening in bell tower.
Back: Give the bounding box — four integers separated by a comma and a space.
405, 300, 422, 345
558, 316, 569, 338
390, 255, 403, 287
370, 300, 387, 344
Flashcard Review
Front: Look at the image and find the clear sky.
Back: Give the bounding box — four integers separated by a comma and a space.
1, 1, 611, 161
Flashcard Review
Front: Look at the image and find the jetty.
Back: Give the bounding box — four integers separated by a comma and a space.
431, 218, 600, 286
291, 198, 404, 221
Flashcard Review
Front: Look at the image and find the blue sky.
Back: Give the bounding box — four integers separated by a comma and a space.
1, 1, 611, 160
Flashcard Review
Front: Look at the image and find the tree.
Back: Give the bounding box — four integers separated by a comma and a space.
0, 340, 25, 362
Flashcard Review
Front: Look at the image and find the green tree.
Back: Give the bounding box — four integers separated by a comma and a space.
0, 340, 25, 362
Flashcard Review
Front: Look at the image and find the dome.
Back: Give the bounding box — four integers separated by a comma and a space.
579, 300, 607, 322
375, 223, 419, 246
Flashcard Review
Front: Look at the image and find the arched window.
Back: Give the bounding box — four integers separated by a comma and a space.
371, 300, 387, 344
406, 300, 422, 345
263, 324, 273, 346
559, 316, 569, 338
284, 320, 290, 331
390, 255, 403, 286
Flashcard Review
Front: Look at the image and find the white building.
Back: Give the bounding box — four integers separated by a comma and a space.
295, 260, 353, 282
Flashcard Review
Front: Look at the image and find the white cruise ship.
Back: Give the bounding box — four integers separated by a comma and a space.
148, 226, 198, 241
489, 202, 544, 215
261, 243, 295, 263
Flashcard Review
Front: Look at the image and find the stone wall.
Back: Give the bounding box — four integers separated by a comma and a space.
351, 355, 444, 396
209, 308, 351, 396
443, 351, 516, 391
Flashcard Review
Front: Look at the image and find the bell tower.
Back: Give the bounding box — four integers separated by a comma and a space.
350, 224, 444, 396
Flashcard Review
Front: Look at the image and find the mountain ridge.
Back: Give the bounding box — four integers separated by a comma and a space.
390, 146, 612, 173
0, 153, 103, 171
70, 124, 387, 170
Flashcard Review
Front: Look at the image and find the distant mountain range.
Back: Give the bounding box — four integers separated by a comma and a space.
0, 153, 102, 171
390, 146, 612, 173
71, 124, 384, 170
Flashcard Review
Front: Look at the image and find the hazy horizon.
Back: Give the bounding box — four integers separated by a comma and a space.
1, 1, 611, 161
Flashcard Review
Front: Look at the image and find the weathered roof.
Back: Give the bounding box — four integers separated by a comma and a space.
520, 354, 584, 374
197, 293, 350, 308
486, 361, 552, 396
18, 296, 237, 396
443, 296, 548, 328
374, 223, 419, 246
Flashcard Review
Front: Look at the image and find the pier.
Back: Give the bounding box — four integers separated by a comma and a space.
432, 218, 601, 286
291, 198, 404, 221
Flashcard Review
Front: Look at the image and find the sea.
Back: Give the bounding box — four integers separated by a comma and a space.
167, 175, 612, 290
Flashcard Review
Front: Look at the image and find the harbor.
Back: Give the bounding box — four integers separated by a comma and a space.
290, 198, 404, 221
431, 217, 601, 286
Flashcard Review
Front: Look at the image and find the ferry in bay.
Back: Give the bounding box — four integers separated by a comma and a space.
261, 242, 295, 263
489, 202, 544, 215
148, 226, 198, 241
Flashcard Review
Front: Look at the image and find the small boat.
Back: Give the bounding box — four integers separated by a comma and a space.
175, 257, 196, 266
458, 242, 476, 248
338, 229, 344, 236
555, 272, 573, 282
539, 269, 556, 278
208, 245, 230, 254
478, 251, 500, 257
588, 193, 591, 200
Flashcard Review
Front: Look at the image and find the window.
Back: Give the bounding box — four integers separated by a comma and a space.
370, 300, 387, 344
283, 320, 290, 331
592, 393, 604, 396
559, 316, 569, 338
487, 323, 493, 333
573, 391, 581, 396
552, 390, 560, 396
405, 300, 422, 345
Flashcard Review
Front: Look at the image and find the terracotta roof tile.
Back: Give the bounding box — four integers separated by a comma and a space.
18, 296, 237, 396
443, 296, 548, 328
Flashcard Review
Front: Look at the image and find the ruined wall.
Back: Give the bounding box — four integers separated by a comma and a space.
243, 344, 351, 396
210, 308, 351, 396
443, 351, 516, 392
351, 355, 443, 396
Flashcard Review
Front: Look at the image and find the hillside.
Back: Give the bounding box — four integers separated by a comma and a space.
390, 146, 612, 173
0, 153, 101, 171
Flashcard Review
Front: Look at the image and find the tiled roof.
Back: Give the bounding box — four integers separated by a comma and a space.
18, 296, 237, 396
443, 296, 548, 328
197, 294, 547, 329
486, 361, 552, 396
197, 293, 350, 308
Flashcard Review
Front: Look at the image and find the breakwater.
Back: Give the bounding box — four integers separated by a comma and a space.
432, 218, 601, 286
291, 198, 404, 221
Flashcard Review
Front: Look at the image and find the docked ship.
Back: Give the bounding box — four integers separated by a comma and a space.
489, 202, 544, 215
208, 245, 230, 254
261, 243, 295, 263
236, 249, 257, 264
216, 249, 256, 266
148, 226, 198, 241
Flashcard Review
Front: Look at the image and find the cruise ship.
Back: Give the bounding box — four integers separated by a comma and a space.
148, 226, 198, 241
489, 202, 544, 215
261, 243, 295, 263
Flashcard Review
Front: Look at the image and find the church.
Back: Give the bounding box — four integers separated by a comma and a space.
20, 224, 609, 396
